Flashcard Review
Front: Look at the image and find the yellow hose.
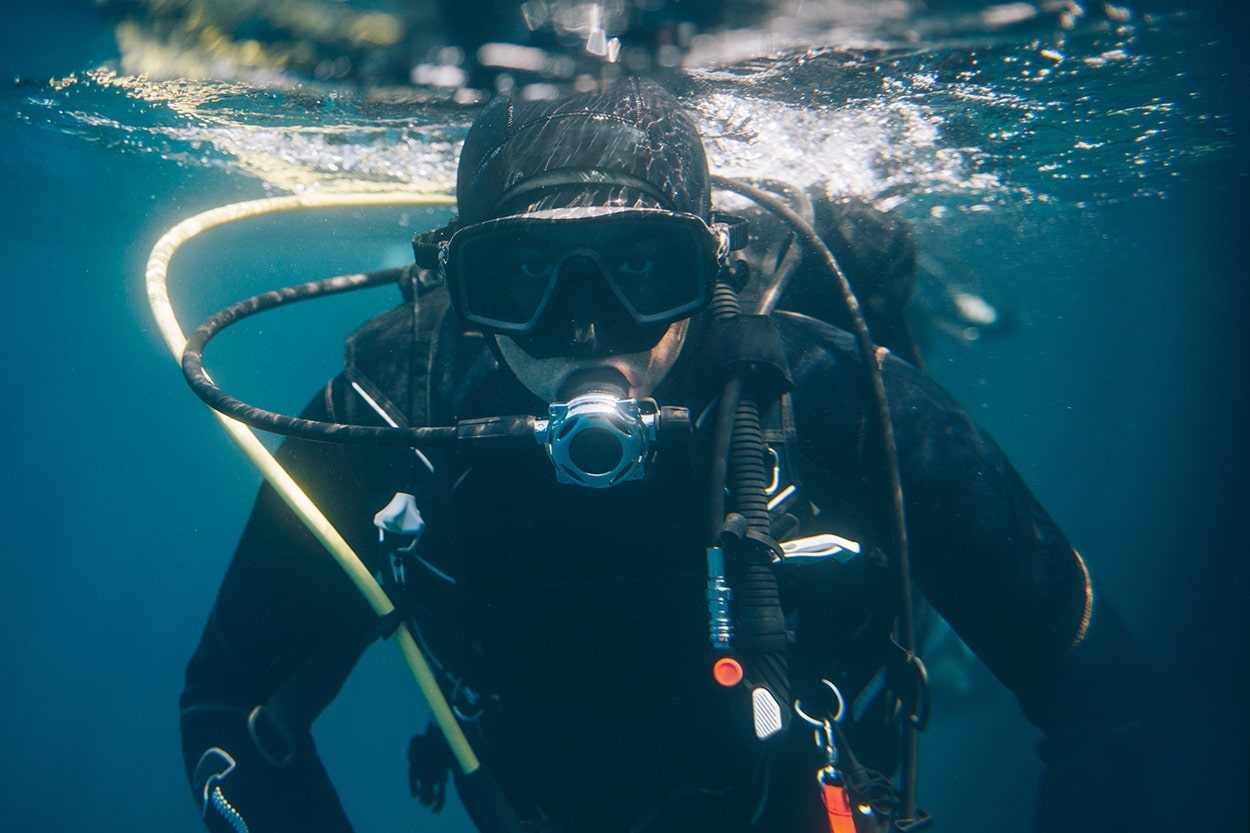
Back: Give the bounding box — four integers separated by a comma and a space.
145, 191, 482, 774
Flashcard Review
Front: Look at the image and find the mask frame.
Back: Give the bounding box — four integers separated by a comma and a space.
414, 207, 748, 335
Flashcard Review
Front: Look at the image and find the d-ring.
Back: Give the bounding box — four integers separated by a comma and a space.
793, 679, 845, 726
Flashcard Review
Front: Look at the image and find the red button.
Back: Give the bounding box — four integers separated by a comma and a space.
713, 657, 744, 687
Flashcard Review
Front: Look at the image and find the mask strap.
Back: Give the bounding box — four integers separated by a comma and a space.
709, 212, 751, 259
411, 220, 460, 270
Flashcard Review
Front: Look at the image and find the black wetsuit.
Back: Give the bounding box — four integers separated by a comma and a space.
180, 287, 1154, 833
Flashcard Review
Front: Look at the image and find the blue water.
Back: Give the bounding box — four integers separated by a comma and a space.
1, 2, 1246, 832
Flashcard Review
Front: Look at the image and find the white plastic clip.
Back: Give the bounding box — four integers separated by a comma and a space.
752, 687, 784, 740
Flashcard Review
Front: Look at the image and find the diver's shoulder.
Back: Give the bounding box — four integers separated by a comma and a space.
773, 309, 926, 374
772, 308, 946, 408
773, 309, 862, 363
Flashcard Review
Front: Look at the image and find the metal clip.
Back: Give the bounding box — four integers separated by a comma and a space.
795, 682, 869, 833
794, 678, 846, 727
706, 546, 734, 650
817, 718, 838, 771
794, 679, 846, 775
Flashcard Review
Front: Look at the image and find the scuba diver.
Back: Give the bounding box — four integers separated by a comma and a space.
179, 78, 1156, 833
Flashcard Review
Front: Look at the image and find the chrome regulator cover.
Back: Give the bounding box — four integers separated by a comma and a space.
534, 394, 660, 488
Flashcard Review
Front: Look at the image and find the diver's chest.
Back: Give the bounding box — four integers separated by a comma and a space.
442, 462, 706, 578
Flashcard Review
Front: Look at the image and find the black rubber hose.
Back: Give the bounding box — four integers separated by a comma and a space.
707, 276, 790, 702
712, 175, 921, 821
712, 175, 915, 649
705, 278, 742, 539
181, 267, 457, 446
728, 400, 770, 530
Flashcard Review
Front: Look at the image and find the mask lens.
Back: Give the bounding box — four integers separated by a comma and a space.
446, 210, 716, 333
450, 224, 559, 331
594, 219, 710, 321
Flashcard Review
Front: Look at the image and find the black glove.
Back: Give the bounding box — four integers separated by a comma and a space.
408, 722, 452, 812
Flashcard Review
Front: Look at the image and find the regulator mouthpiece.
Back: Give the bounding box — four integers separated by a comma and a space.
534, 376, 659, 488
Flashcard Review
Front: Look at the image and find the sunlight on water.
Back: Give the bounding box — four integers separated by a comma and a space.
13, 7, 1229, 217
697, 86, 1002, 201
692, 12, 1232, 213
19, 67, 467, 193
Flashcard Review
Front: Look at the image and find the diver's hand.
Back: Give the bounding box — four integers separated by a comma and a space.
193, 747, 253, 833
182, 704, 356, 833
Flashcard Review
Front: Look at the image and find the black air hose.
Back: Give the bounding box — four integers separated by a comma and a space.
708, 278, 791, 702
711, 176, 924, 825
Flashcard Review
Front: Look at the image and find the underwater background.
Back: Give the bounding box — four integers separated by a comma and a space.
1, 1, 1246, 831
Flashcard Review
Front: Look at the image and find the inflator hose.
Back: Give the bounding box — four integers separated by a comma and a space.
708, 277, 792, 714
711, 176, 923, 824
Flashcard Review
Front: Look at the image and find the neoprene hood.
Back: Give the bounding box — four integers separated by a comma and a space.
455, 78, 711, 223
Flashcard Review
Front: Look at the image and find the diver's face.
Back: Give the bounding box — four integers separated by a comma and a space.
447, 208, 716, 401
504, 246, 680, 355
495, 298, 690, 402
496, 318, 690, 402
489, 229, 699, 401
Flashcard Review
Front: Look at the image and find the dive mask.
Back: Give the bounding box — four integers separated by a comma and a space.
415, 207, 741, 336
